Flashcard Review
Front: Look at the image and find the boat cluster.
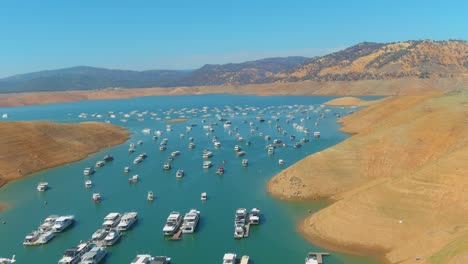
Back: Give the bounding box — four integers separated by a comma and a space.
222, 253, 250, 264
234, 208, 261, 239
56, 212, 138, 264
23, 215, 75, 246
130, 254, 171, 264
46, 103, 346, 263
162, 209, 200, 236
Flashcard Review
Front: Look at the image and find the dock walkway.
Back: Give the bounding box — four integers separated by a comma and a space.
169, 230, 182, 240
243, 224, 250, 238
308, 252, 330, 264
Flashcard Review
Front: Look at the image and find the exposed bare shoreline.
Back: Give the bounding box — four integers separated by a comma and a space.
0, 77, 466, 107
268, 87, 468, 263
0, 121, 131, 209
1, 78, 467, 263
297, 220, 392, 264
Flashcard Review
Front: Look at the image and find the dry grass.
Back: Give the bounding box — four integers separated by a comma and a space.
0, 121, 130, 188
268, 88, 468, 263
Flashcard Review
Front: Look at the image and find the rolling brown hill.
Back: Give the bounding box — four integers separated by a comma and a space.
281, 40, 467, 82
0, 121, 130, 188
1, 40, 465, 93
268, 87, 468, 263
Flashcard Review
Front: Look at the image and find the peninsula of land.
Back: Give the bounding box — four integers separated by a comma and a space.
268, 87, 468, 263
0, 121, 130, 193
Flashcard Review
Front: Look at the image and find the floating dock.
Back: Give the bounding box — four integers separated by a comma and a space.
243, 224, 250, 238
308, 252, 330, 264
240, 255, 250, 264
169, 230, 182, 241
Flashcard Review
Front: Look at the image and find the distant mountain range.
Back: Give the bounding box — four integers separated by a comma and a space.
0, 40, 466, 93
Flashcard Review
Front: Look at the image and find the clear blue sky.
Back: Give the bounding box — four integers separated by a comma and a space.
0, 0, 466, 77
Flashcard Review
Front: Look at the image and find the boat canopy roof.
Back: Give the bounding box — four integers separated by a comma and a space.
223, 253, 236, 260
104, 213, 120, 219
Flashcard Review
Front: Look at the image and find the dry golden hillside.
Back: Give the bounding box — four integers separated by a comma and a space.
268, 87, 468, 263
0, 121, 130, 187
285, 40, 467, 81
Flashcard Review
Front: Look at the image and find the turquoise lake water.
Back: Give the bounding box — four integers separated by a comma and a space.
0, 94, 380, 264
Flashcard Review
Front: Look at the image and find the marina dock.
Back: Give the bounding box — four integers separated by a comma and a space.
243, 224, 250, 238
169, 230, 182, 241
308, 252, 330, 264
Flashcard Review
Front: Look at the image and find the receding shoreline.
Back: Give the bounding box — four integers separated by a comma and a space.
0, 121, 130, 193
297, 220, 392, 264
268, 88, 468, 263
0, 77, 466, 107
0, 80, 466, 263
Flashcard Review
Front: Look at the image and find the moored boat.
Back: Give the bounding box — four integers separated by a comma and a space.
38, 215, 59, 232
147, 191, 154, 201
181, 209, 200, 234
91, 228, 108, 241
130, 255, 171, 264
92, 193, 101, 202
236, 150, 246, 156
51, 215, 75, 233
249, 208, 260, 225
95, 161, 105, 168
234, 224, 245, 239
200, 192, 207, 201
305, 253, 319, 264
176, 169, 184, 178
128, 175, 139, 183
170, 150, 180, 157
102, 213, 121, 229
23, 231, 40, 246
202, 160, 212, 169
36, 182, 49, 192
242, 159, 248, 167
222, 253, 237, 264
267, 146, 275, 155
58, 240, 93, 264
79, 246, 107, 264
117, 212, 138, 231
103, 229, 121, 246
36, 231, 55, 245
163, 162, 171, 170
202, 150, 213, 159
85, 180, 92, 188
83, 167, 95, 176
234, 208, 247, 226
162, 211, 182, 236
103, 155, 113, 162
216, 166, 225, 175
